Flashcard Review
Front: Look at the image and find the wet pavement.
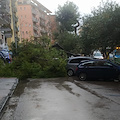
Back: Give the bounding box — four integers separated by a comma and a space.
0, 78, 18, 116
1, 77, 120, 120
74, 79, 120, 105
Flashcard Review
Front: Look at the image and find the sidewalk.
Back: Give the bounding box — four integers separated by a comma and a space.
0, 78, 18, 114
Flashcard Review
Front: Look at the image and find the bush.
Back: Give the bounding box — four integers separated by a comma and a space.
0, 59, 15, 77
0, 39, 67, 80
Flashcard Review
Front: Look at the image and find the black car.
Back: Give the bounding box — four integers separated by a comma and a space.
66, 56, 93, 76
75, 59, 120, 81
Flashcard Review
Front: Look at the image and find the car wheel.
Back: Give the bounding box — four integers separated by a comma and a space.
79, 73, 87, 81
67, 69, 74, 77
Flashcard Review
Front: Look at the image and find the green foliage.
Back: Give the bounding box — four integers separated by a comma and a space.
0, 37, 67, 80
0, 59, 15, 77
56, 1, 80, 32
80, 1, 120, 55
54, 1, 82, 54
56, 32, 82, 54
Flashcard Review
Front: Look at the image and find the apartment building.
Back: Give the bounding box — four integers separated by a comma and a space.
0, 0, 11, 50
17, 0, 52, 41
0, 0, 19, 50
9, 0, 20, 48
49, 15, 58, 44
0, 31, 8, 50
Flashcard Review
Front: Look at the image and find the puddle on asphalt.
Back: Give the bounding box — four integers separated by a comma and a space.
62, 84, 80, 97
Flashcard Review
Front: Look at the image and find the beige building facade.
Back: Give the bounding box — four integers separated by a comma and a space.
17, 0, 52, 41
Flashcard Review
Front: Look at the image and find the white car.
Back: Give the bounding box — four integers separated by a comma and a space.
93, 50, 104, 59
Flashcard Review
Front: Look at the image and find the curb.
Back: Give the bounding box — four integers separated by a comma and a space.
0, 78, 18, 115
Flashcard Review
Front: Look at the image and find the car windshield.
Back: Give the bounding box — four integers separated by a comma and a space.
94, 53, 102, 56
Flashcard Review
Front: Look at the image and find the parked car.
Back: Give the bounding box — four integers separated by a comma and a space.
0, 49, 12, 63
93, 50, 104, 59
75, 59, 120, 81
66, 56, 93, 76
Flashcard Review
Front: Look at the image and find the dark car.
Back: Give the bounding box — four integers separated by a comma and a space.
66, 56, 93, 76
75, 59, 120, 81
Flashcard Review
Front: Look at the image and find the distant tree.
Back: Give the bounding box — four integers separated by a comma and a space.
56, 1, 80, 32
81, 1, 120, 55
54, 1, 81, 54
56, 32, 81, 54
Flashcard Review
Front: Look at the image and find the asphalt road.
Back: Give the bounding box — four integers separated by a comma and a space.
1, 77, 120, 120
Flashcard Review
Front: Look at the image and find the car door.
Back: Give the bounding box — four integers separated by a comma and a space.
83, 61, 101, 79
102, 62, 118, 79
90, 61, 104, 79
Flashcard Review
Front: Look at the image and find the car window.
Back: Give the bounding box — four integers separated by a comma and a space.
69, 58, 90, 63
104, 62, 113, 67
94, 61, 113, 67
70, 59, 80, 63
96, 61, 105, 66
81, 61, 95, 66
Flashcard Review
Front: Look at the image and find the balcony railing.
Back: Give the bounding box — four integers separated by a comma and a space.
0, 17, 8, 24
4, 31, 12, 38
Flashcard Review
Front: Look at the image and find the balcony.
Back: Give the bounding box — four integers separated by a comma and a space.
34, 32, 39, 38
32, 17, 38, 23
0, 17, 8, 24
33, 25, 38, 31
0, 27, 11, 32
18, 0, 31, 5
32, 9, 37, 15
39, 15, 45, 21
11, 0, 15, 7
0, 6, 10, 15
4, 31, 12, 38
15, 26, 19, 33
12, 6, 17, 13
15, 36, 19, 42
14, 15, 18, 23
0, 26, 12, 38
40, 21, 45, 27
40, 28, 46, 34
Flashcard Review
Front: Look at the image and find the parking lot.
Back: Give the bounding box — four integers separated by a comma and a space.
1, 77, 120, 120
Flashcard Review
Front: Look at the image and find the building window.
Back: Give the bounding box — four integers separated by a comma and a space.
24, 7, 26, 10
2, 35, 4, 39
20, 7, 22, 10
26, 31, 28, 34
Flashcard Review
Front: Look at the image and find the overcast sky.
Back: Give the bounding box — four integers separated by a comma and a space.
38, 0, 120, 15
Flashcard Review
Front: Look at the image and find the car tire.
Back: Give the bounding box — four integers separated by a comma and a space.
79, 73, 87, 81
67, 69, 74, 77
